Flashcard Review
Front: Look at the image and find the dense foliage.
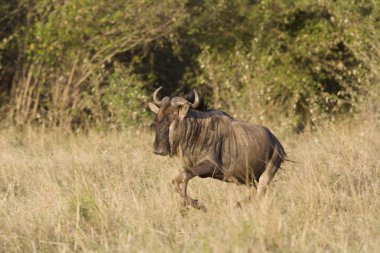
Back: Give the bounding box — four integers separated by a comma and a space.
1, 0, 379, 131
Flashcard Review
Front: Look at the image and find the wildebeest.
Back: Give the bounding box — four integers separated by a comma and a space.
148, 87, 286, 212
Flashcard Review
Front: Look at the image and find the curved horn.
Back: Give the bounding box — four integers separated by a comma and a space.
171, 90, 200, 108
152, 86, 170, 105
153, 86, 163, 105
191, 89, 200, 109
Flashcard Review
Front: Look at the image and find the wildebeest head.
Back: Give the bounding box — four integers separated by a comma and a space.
148, 86, 199, 156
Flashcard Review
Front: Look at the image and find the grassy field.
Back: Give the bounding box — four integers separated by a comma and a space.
0, 118, 379, 252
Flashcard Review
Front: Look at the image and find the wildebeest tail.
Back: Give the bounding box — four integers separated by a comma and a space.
275, 144, 301, 164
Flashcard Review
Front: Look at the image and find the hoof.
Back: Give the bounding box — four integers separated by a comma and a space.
235, 201, 243, 209
192, 199, 207, 213
180, 206, 190, 216
180, 198, 208, 213
171, 181, 180, 193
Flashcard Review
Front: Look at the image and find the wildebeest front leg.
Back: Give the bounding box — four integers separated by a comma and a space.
171, 174, 183, 194
173, 171, 207, 212
172, 161, 217, 212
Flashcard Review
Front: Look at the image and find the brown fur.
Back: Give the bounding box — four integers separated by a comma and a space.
170, 109, 286, 185
149, 92, 286, 212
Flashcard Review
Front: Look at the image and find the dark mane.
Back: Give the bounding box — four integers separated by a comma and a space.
184, 89, 234, 119
187, 108, 233, 120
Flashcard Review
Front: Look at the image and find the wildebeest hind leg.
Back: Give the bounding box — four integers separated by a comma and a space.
236, 186, 257, 208
257, 146, 282, 198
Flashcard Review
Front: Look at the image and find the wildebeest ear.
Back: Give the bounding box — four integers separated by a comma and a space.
148, 102, 159, 114
179, 103, 190, 120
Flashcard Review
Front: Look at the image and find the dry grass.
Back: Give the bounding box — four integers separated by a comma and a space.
0, 118, 379, 252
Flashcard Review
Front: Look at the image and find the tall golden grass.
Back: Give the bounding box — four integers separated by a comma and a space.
0, 116, 379, 252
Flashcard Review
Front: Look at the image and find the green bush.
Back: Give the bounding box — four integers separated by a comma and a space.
191, 0, 378, 131
0, 0, 186, 129
0, 0, 379, 130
